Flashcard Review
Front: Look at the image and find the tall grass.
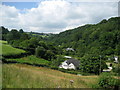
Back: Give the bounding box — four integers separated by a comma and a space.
0, 62, 2, 89
3, 64, 99, 88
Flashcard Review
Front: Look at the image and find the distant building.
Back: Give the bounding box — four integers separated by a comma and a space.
59, 58, 80, 70
114, 56, 118, 63
103, 63, 113, 72
64, 56, 72, 59
66, 48, 75, 51
103, 66, 113, 72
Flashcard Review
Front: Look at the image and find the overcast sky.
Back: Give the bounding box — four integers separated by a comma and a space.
1, 0, 118, 33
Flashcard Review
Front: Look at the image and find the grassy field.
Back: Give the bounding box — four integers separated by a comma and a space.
0, 40, 26, 56
7, 55, 50, 66
3, 64, 99, 88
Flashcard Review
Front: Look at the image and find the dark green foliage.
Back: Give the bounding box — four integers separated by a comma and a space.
28, 37, 39, 48
0, 26, 9, 40
50, 55, 65, 67
99, 19, 107, 24
35, 46, 46, 58
19, 29, 24, 33
19, 40, 30, 49
20, 33, 29, 40
0, 26, 9, 34
80, 54, 107, 74
44, 50, 55, 61
6, 29, 21, 41
113, 64, 120, 76
47, 17, 120, 57
98, 72, 119, 88
35, 43, 56, 61
18, 37, 39, 54
38, 41, 48, 49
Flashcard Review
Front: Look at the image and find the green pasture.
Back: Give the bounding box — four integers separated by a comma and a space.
7, 55, 49, 66
0, 40, 26, 56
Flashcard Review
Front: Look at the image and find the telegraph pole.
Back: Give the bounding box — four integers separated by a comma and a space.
99, 55, 101, 75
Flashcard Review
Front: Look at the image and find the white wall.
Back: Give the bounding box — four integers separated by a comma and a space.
59, 61, 76, 70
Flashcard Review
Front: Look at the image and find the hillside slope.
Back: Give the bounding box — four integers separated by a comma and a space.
0, 40, 26, 57
48, 17, 120, 57
3, 64, 98, 88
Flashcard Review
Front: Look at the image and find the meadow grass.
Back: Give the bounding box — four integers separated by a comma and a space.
0, 40, 26, 56
0, 61, 2, 89
7, 55, 49, 66
2, 64, 99, 88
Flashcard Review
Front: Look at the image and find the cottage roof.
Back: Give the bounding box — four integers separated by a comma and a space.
66, 58, 80, 67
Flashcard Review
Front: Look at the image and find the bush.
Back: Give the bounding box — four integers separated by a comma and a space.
80, 54, 107, 74
113, 64, 120, 76
98, 72, 119, 88
35, 46, 46, 58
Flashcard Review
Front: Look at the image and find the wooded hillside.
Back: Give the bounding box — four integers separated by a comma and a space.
47, 17, 120, 57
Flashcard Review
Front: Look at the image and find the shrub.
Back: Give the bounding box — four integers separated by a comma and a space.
35, 46, 46, 58
80, 54, 107, 74
113, 64, 120, 76
98, 72, 119, 88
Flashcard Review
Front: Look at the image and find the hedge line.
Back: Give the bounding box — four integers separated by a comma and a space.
2, 58, 49, 68
2, 52, 31, 59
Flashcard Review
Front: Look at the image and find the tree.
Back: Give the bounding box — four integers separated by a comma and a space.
35, 46, 46, 58
38, 41, 48, 49
99, 19, 107, 24
51, 55, 64, 67
44, 50, 55, 61
19, 29, 24, 33
0, 26, 9, 34
28, 37, 39, 48
98, 72, 119, 88
0, 26, 9, 40
20, 33, 29, 40
6, 29, 20, 41
80, 54, 107, 74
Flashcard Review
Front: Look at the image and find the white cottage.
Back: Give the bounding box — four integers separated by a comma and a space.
59, 58, 80, 70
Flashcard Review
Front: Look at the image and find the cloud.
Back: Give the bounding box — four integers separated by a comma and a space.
1, 1, 118, 33
1, 5, 20, 28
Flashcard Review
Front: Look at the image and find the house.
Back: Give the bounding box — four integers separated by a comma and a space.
66, 48, 75, 51
103, 66, 113, 72
103, 63, 113, 72
59, 58, 80, 70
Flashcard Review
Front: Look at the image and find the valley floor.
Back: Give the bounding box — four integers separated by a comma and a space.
2, 64, 98, 88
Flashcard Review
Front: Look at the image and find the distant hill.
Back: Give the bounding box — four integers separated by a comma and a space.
26, 32, 54, 38
47, 17, 120, 57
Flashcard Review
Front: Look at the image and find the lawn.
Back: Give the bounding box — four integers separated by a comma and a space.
0, 40, 26, 56
2, 64, 99, 88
